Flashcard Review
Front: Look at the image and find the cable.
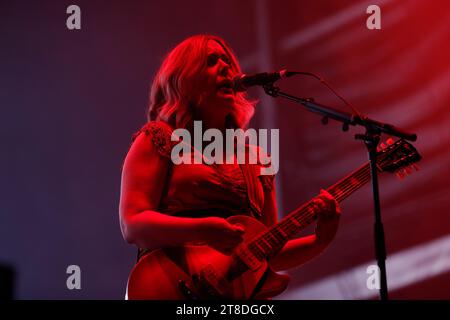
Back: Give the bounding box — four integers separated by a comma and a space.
288, 71, 364, 120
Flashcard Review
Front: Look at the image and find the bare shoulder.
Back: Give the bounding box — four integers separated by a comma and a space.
120, 122, 172, 215
122, 122, 172, 183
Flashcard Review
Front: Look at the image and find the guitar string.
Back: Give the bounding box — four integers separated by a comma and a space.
249, 154, 396, 258
245, 150, 401, 259
266, 166, 370, 240
251, 175, 371, 259
250, 154, 407, 259
249, 171, 371, 258
249, 166, 373, 258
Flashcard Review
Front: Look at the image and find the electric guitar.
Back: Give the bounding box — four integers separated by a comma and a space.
126, 139, 422, 300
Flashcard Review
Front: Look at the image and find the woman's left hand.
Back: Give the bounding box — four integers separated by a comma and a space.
312, 189, 342, 246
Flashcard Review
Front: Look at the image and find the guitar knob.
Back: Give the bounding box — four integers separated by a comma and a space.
377, 142, 387, 152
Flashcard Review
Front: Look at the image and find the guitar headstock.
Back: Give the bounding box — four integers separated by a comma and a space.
377, 138, 422, 178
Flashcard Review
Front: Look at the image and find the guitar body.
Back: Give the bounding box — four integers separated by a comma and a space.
126, 215, 290, 300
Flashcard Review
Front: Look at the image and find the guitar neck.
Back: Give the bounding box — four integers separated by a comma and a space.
246, 162, 372, 261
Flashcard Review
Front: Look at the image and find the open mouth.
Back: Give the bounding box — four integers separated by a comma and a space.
217, 79, 234, 94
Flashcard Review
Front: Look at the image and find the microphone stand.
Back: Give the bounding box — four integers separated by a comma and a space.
262, 84, 417, 301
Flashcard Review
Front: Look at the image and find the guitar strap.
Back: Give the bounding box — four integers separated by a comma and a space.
239, 162, 265, 220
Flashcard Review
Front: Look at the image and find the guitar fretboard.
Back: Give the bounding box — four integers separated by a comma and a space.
247, 162, 372, 261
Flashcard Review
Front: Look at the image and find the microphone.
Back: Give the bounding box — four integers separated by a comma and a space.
232, 69, 290, 92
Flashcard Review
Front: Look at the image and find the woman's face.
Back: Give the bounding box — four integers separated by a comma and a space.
194, 40, 237, 119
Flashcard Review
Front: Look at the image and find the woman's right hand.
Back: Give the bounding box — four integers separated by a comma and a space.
200, 217, 245, 255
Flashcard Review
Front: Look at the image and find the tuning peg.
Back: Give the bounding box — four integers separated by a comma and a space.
405, 166, 413, 175
377, 142, 386, 152
395, 172, 404, 180
395, 169, 406, 180
386, 138, 395, 145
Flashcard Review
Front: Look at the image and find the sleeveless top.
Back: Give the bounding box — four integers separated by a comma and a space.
131, 121, 275, 259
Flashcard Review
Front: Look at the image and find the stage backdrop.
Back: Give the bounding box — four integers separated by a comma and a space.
1, 0, 449, 299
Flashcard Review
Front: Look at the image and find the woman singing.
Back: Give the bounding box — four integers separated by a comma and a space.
119, 34, 341, 299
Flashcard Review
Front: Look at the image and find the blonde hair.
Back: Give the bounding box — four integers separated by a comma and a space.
147, 34, 255, 130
